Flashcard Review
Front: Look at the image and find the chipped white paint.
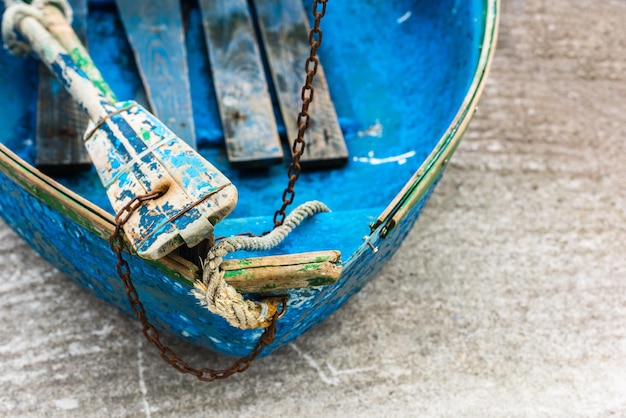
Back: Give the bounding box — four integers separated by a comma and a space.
397, 11, 412, 24
357, 120, 383, 138
208, 336, 221, 344
352, 150, 416, 166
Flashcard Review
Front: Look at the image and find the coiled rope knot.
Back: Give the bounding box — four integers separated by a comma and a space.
2, 0, 72, 56
192, 200, 330, 330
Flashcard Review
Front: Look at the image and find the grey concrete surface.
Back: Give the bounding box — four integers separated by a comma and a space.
1, 1, 625, 417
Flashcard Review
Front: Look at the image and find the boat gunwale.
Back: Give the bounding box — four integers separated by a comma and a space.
370, 0, 500, 238
0, 0, 500, 284
0, 144, 199, 283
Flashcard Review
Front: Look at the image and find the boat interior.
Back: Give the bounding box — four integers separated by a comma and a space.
0, 0, 485, 263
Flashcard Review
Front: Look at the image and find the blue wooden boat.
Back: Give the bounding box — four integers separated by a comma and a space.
0, 0, 498, 377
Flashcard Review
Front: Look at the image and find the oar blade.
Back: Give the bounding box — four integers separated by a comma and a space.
86, 102, 238, 260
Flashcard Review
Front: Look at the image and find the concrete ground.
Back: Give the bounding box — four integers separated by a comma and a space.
1, 1, 625, 416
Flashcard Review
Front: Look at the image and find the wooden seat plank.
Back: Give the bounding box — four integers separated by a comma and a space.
35, 0, 90, 175
115, 0, 197, 149
253, 0, 349, 168
221, 250, 342, 293
199, 0, 283, 168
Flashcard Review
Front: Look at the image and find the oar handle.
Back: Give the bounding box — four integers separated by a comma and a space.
10, 9, 114, 122
42, 4, 117, 103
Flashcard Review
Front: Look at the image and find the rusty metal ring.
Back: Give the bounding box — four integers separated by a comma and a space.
277, 296, 289, 320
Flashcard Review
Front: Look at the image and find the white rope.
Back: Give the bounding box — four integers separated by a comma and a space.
2, 2, 45, 55
192, 200, 330, 330
2, 0, 72, 56
32, 0, 73, 23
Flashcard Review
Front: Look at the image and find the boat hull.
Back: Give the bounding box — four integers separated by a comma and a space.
0, 0, 499, 357
0, 158, 433, 355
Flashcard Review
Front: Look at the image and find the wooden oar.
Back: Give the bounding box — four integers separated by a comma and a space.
35, 0, 89, 174
198, 0, 283, 168
252, 0, 348, 168
4, 3, 237, 260
115, 0, 197, 149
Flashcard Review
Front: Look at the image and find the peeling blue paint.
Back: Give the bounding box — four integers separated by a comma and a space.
0, 0, 492, 356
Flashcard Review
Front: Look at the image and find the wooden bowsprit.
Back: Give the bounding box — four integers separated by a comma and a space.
4, 3, 237, 260
199, 0, 283, 168
115, 0, 197, 149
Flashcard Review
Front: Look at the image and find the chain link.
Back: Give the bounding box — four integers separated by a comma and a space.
273, 0, 329, 228
110, 192, 286, 382
107, 1, 329, 380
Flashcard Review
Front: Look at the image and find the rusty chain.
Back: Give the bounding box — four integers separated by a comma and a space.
108, 0, 329, 381
273, 0, 329, 228
110, 191, 285, 382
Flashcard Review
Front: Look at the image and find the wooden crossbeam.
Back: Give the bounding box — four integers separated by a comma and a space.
199, 0, 283, 168
35, 0, 90, 175
253, 0, 349, 168
115, 0, 197, 149
222, 250, 342, 293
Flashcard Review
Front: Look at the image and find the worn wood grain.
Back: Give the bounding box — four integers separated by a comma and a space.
116, 0, 197, 148
253, 0, 348, 168
35, 0, 90, 174
222, 250, 342, 293
199, 0, 283, 168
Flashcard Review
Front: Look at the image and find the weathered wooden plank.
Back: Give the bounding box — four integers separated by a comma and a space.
253, 0, 348, 168
35, 0, 90, 175
115, 0, 197, 148
221, 250, 342, 293
199, 0, 283, 168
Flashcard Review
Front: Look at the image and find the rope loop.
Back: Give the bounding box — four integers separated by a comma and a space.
192, 201, 330, 330
32, 0, 73, 23
2, 2, 45, 55
2, 0, 73, 56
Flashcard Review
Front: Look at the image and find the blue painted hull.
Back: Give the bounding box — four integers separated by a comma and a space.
0, 0, 498, 357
